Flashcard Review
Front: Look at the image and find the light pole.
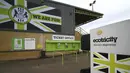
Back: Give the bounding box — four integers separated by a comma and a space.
89, 0, 96, 11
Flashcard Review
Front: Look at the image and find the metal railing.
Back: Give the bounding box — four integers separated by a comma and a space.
75, 27, 88, 35
52, 51, 78, 65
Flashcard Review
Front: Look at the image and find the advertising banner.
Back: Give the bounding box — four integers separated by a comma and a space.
0, 0, 62, 32
90, 20, 130, 73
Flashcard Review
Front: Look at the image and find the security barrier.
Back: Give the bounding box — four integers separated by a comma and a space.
46, 40, 80, 65
52, 51, 78, 65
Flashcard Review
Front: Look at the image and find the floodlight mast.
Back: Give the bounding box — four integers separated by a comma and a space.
89, 0, 96, 11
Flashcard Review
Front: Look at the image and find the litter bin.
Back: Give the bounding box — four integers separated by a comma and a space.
40, 51, 46, 58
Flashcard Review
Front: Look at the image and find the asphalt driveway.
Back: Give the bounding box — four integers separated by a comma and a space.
0, 53, 90, 73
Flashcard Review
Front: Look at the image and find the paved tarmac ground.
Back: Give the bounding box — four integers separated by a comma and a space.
0, 53, 90, 73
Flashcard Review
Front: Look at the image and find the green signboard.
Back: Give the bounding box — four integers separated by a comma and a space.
12, 38, 24, 50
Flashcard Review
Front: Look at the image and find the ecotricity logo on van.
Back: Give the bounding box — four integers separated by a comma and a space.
9, 5, 32, 24
97, 30, 102, 35
93, 36, 118, 43
93, 36, 118, 46
93, 30, 118, 46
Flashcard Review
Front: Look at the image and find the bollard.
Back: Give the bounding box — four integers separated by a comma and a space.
57, 52, 64, 65
61, 53, 64, 65
75, 52, 78, 63
53, 51, 55, 58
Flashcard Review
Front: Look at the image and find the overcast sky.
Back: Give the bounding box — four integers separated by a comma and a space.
53, 0, 130, 33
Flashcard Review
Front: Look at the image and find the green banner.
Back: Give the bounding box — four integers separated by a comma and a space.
0, 0, 62, 32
